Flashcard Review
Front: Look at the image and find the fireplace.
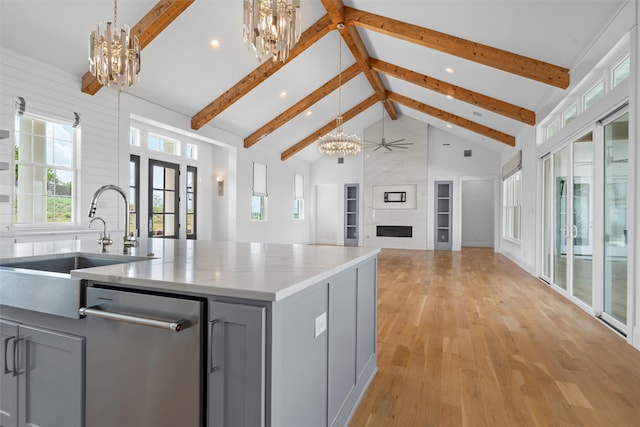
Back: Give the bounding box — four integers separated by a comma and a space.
376, 225, 413, 238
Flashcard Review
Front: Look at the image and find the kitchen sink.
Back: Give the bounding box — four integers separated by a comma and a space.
0, 253, 151, 318
0, 253, 149, 274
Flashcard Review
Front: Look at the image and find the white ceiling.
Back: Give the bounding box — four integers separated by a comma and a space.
0, 0, 629, 163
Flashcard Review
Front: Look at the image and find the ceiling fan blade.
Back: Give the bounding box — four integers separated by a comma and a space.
373, 145, 382, 151
386, 138, 405, 144
384, 145, 393, 151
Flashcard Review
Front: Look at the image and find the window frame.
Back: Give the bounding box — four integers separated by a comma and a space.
13, 113, 78, 226
251, 162, 268, 222
186, 165, 197, 239
129, 154, 140, 237
148, 158, 180, 238
502, 170, 522, 242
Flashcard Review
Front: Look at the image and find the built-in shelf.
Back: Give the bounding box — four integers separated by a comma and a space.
434, 181, 452, 250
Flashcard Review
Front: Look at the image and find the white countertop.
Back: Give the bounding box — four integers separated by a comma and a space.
0, 238, 379, 301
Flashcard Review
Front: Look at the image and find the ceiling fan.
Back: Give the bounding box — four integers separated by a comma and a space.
364, 105, 414, 152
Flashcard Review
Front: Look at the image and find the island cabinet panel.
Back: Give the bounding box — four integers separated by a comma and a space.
0, 318, 84, 427
328, 268, 358, 426
328, 257, 378, 427
271, 282, 329, 427
208, 301, 266, 427
356, 257, 377, 379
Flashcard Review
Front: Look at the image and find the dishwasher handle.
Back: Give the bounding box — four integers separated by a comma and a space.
79, 307, 190, 332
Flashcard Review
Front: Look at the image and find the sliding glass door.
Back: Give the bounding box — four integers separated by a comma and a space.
572, 132, 593, 306
602, 112, 629, 329
540, 108, 629, 335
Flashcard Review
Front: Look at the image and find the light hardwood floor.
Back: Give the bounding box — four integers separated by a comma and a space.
350, 248, 640, 426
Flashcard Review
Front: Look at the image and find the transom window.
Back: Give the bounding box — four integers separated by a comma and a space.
148, 132, 180, 156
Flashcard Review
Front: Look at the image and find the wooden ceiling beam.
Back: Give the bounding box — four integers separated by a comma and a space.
345, 7, 570, 89
369, 58, 536, 125
81, 0, 195, 95
387, 91, 515, 146
281, 94, 379, 161
321, 0, 397, 120
191, 14, 333, 130
244, 63, 362, 148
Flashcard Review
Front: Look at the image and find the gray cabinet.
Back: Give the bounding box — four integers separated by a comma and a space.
208, 301, 266, 427
0, 319, 84, 427
328, 257, 377, 427
328, 268, 357, 426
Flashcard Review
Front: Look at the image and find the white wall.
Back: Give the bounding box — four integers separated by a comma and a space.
310, 152, 363, 245
500, 125, 537, 274
363, 115, 428, 250
0, 48, 312, 245
461, 179, 494, 248
235, 143, 311, 244
0, 48, 121, 237
427, 126, 501, 251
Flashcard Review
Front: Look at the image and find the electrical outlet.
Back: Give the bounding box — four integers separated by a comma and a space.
315, 312, 327, 338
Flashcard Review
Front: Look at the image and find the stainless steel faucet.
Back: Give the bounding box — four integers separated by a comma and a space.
88, 184, 138, 254
89, 217, 112, 252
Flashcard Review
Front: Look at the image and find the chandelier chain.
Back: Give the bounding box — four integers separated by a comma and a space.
113, 0, 118, 26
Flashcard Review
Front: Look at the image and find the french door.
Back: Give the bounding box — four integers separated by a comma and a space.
541, 108, 629, 334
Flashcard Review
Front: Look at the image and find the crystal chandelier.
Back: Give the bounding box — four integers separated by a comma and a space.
318, 33, 362, 157
243, 0, 301, 63
88, 0, 140, 90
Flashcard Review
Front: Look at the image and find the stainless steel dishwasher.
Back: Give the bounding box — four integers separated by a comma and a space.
81, 286, 205, 427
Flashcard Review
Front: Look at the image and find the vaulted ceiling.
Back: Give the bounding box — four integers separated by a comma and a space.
0, 0, 628, 163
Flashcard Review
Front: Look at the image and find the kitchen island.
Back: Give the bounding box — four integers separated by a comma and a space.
0, 238, 379, 427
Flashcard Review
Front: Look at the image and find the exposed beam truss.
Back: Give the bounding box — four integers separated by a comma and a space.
82, 0, 195, 95
369, 58, 536, 125
387, 91, 515, 146
345, 7, 570, 89
191, 14, 333, 130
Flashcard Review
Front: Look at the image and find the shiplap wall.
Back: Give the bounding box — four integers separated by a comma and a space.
0, 48, 125, 238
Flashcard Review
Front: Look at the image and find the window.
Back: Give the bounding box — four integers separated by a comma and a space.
14, 114, 77, 225
251, 162, 267, 221
293, 173, 304, 220
612, 55, 630, 88
149, 159, 179, 238
186, 166, 197, 239
503, 171, 522, 241
129, 155, 140, 237
583, 80, 604, 111
547, 120, 559, 140
186, 143, 198, 160
129, 128, 140, 146
148, 132, 180, 156
562, 104, 577, 127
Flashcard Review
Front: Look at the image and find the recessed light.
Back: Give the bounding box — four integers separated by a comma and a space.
209, 39, 220, 49
473, 111, 482, 117
305, 110, 312, 117
279, 91, 287, 99
446, 94, 454, 100
446, 124, 453, 128
445, 67, 455, 74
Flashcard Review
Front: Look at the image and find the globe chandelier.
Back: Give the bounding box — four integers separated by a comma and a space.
88, 0, 141, 90
243, 0, 302, 63
318, 29, 362, 157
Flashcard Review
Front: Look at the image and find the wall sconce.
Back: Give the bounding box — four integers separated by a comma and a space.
216, 176, 224, 196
